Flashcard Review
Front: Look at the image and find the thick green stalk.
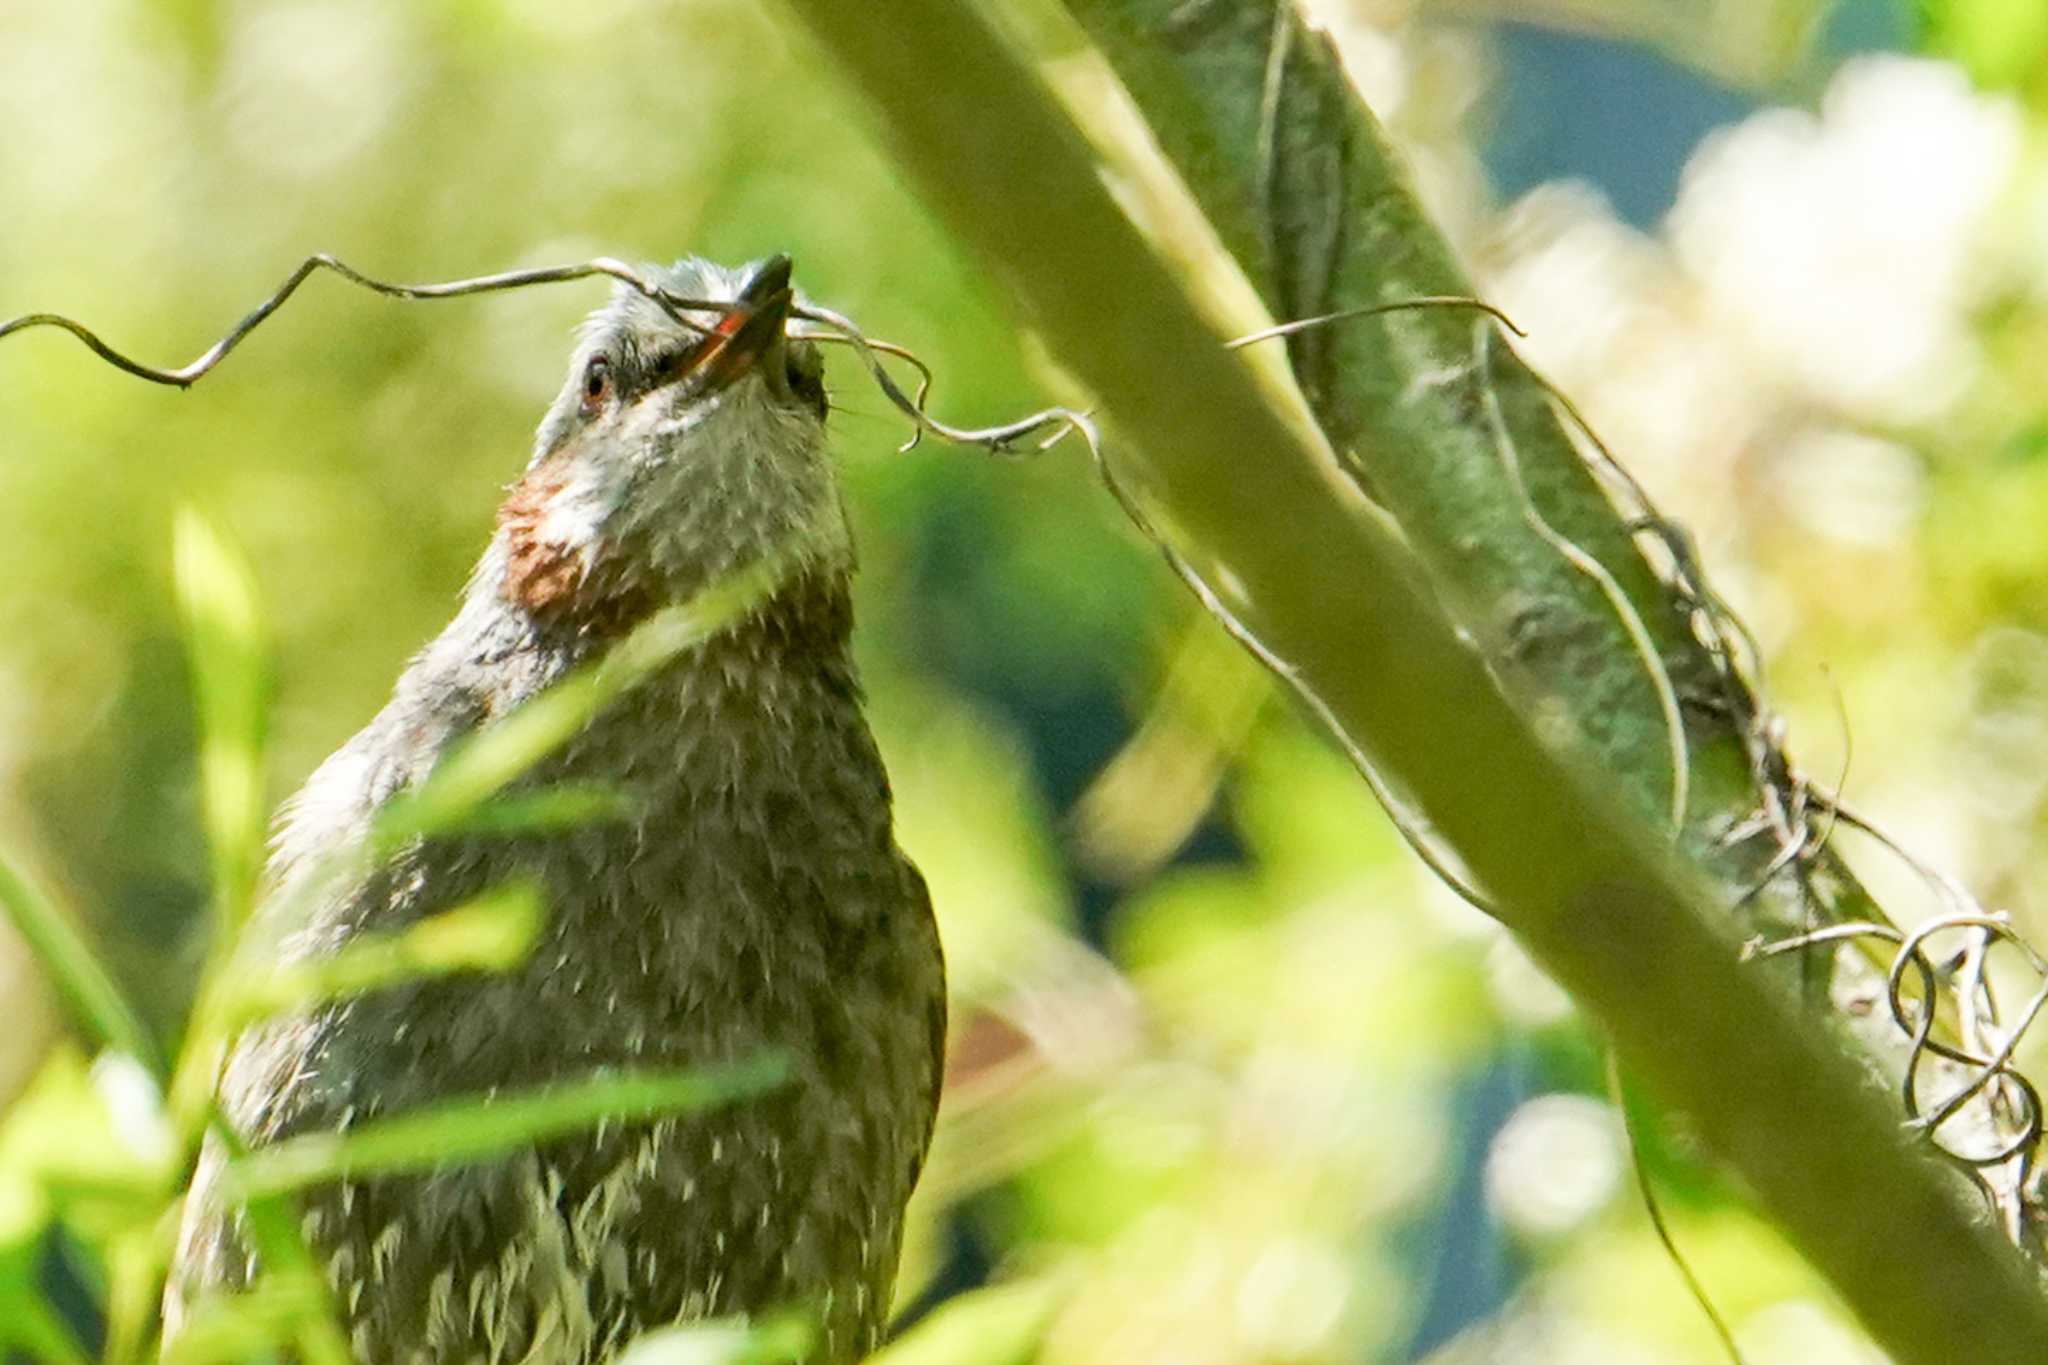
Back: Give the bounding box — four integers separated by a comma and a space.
1062, 0, 1895, 941
767, 0, 2048, 1358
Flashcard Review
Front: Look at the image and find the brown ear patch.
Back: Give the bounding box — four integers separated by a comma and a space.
495, 457, 658, 636
498, 454, 585, 616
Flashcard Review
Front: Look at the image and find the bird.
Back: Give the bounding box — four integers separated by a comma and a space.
164, 254, 947, 1363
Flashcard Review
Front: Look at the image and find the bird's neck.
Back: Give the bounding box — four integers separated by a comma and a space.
452, 543, 856, 695
489, 417, 851, 646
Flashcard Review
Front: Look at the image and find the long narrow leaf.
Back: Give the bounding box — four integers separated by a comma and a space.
190, 1116, 375, 1365
5, 1295, 95, 1365
866, 1277, 1064, 1365
371, 552, 788, 850
172, 508, 272, 933
431, 783, 639, 839
225, 1053, 790, 1200
614, 1313, 814, 1365
153, 1273, 330, 1365
213, 881, 545, 1028
0, 855, 158, 1072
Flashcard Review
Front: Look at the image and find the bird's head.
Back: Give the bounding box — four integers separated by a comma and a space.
493, 254, 844, 628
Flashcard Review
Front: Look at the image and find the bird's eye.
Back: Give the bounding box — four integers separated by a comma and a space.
648, 345, 695, 379
581, 354, 613, 412
785, 353, 826, 419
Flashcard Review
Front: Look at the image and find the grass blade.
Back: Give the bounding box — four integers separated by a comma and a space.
867, 1276, 1064, 1365
371, 552, 787, 850
5, 1294, 96, 1365
206, 1118, 353, 1365
0, 854, 158, 1072
427, 782, 639, 838
614, 1312, 814, 1365
213, 880, 546, 1028
172, 508, 272, 933
154, 1271, 332, 1365
225, 1053, 790, 1200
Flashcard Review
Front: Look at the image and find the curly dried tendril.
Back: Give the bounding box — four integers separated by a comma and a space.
1223, 294, 1526, 349
0, 254, 742, 389
0, 252, 1108, 471
789, 300, 1097, 458
0, 247, 1124, 500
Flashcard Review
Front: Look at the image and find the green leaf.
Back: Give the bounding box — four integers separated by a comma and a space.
0, 855, 159, 1073
429, 782, 640, 838
214, 880, 547, 1027
0, 1170, 45, 1271
173, 507, 273, 933
4, 1293, 96, 1365
866, 1277, 1064, 1365
614, 1312, 814, 1365
1922, 0, 2048, 92
0, 1050, 175, 1266
372, 553, 788, 850
194, 1121, 358, 1365
156, 1270, 334, 1365
224, 1053, 791, 1200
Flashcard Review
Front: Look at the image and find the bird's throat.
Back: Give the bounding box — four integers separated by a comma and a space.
495, 451, 663, 634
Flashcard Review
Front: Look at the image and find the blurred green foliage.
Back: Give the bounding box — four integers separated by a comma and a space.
5, 0, 2048, 1361
1920, 0, 2048, 97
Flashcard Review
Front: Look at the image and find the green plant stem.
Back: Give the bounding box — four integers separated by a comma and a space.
1061, 0, 1808, 892
767, 1, 2048, 1358
1065, 0, 1961, 1032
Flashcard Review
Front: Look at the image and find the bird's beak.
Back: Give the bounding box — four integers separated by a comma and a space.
698, 253, 794, 393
